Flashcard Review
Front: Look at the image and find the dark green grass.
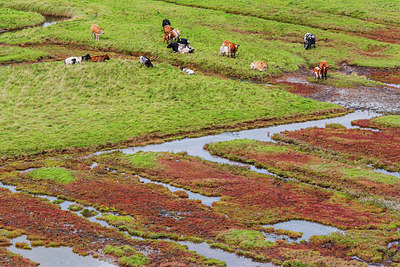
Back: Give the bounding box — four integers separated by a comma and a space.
0, 8, 44, 30
1, 0, 400, 78
0, 59, 339, 156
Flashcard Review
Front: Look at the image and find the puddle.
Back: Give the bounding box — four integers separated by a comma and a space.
264, 220, 344, 243
89, 162, 98, 172
139, 176, 220, 207
19, 168, 38, 174
8, 235, 114, 267
388, 241, 399, 248
177, 241, 274, 267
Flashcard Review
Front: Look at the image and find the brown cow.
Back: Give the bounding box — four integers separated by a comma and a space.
165, 28, 180, 43
250, 61, 267, 71
91, 54, 110, 62
91, 23, 104, 41
319, 60, 329, 79
222, 40, 239, 58
164, 25, 173, 34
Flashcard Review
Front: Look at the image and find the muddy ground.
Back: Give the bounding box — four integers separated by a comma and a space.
273, 64, 400, 114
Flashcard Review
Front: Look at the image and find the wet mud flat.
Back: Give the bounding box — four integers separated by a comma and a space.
275, 67, 400, 114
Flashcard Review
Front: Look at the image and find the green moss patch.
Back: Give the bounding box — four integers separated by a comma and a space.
28, 167, 75, 184
216, 229, 273, 250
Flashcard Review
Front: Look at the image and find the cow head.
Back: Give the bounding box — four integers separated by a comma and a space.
99, 28, 104, 34
83, 54, 91, 61
104, 54, 110, 61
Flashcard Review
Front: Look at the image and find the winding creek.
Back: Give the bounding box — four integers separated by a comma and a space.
2, 10, 400, 266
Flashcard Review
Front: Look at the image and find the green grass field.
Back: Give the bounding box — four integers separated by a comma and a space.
0, 60, 339, 156
1, 0, 400, 77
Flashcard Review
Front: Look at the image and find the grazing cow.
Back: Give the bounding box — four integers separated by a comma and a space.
177, 38, 189, 45
250, 61, 267, 71
91, 54, 110, 62
91, 24, 104, 41
65, 54, 91, 65
165, 28, 180, 43
167, 42, 194, 54
162, 19, 171, 28
314, 66, 322, 80
221, 40, 239, 58
139, 56, 153, 68
304, 33, 316, 50
319, 60, 329, 79
180, 67, 195, 75
164, 25, 173, 34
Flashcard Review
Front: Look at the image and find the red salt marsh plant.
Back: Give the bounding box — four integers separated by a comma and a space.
0, 188, 225, 265
205, 139, 400, 200
99, 151, 395, 229
0, 247, 38, 266
274, 124, 400, 172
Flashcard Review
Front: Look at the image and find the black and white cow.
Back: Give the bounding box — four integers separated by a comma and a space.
304, 33, 316, 50
139, 56, 153, 68
177, 38, 189, 45
64, 54, 91, 65
167, 42, 194, 54
162, 19, 171, 28
180, 67, 195, 75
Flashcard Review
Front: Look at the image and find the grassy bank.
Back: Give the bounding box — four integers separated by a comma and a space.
0, 8, 44, 30
0, 60, 340, 156
0, 0, 400, 79
0, 46, 47, 63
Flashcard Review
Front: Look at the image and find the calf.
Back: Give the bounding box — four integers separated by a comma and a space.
91, 24, 104, 41
304, 33, 316, 50
65, 54, 91, 65
250, 61, 267, 71
319, 60, 329, 79
162, 19, 171, 28
139, 56, 153, 68
314, 66, 322, 81
91, 54, 110, 62
221, 40, 239, 57
180, 67, 195, 75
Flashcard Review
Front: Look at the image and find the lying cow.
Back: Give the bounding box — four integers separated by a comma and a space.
139, 56, 153, 68
250, 61, 267, 71
319, 60, 329, 79
91, 54, 110, 62
313, 66, 322, 81
180, 67, 195, 75
304, 33, 316, 50
65, 54, 91, 65
167, 42, 194, 54
91, 23, 104, 41
220, 40, 239, 58
177, 38, 189, 45
162, 19, 171, 28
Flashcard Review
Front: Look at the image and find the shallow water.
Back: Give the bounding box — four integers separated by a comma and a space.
139, 176, 220, 206
178, 241, 274, 267
8, 236, 115, 267
373, 167, 400, 179
264, 220, 344, 243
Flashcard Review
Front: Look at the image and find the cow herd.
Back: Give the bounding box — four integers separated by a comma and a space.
64, 21, 327, 80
